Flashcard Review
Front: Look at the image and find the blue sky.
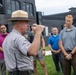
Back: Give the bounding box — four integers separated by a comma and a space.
35, 0, 76, 15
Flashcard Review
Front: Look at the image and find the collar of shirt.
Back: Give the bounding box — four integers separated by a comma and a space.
12, 29, 21, 35
0, 33, 8, 37
65, 25, 74, 32
53, 34, 58, 37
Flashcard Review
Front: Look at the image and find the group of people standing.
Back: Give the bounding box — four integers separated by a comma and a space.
0, 9, 76, 75
48, 15, 76, 75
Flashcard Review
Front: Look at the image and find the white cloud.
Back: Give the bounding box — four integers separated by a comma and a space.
35, 0, 76, 15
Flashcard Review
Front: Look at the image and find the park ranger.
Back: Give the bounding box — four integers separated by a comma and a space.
2, 10, 45, 75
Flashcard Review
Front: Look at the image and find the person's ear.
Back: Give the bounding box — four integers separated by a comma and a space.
17, 21, 21, 27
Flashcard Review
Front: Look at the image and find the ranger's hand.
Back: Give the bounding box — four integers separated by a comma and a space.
33, 25, 45, 34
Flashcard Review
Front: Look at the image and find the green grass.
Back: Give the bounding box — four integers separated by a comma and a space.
45, 46, 50, 50
37, 55, 63, 75
37, 55, 74, 75
41, 46, 50, 51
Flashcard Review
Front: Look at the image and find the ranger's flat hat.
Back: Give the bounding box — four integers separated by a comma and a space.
7, 10, 33, 22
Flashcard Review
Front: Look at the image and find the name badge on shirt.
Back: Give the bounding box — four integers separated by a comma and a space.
24, 34, 28, 39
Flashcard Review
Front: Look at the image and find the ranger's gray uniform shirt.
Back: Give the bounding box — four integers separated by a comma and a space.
60, 25, 76, 51
2, 29, 33, 71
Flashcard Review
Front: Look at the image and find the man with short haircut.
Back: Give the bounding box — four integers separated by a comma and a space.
0, 25, 8, 75
48, 27, 62, 73
2, 10, 45, 75
31, 24, 48, 75
59, 15, 76, 75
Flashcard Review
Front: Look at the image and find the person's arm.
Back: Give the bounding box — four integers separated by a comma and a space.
28, 33, 41, 56
48, 44, 57, 54
28, 25, 45, 56
48, 37, 57, 54
41, 36, 45, 50
71, 46, 76, 55
59, 40, 67, 56
48, 44, 53, 51
71, 30, 76, 55
41, 36, 45, 55
17, 25, 45, 56
59, 30, 67, 56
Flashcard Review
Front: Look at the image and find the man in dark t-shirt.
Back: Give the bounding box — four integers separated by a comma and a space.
31, 23, 48, 75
